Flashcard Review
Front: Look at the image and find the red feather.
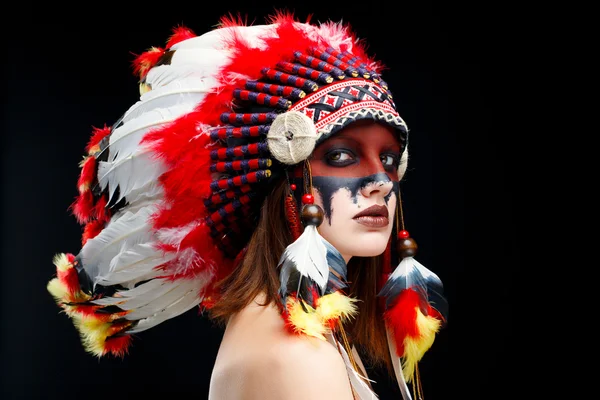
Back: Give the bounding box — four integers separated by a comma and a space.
166, 25, 196, 49
143, 111, 215, 232
70, 190, 94, 224
132, 47, 165, 80
383, 289, 422, 357
77, 156, 96, 191
104, 334, 132, 358
93, 194, 110, 222
85, 125, 111, 155
82, 219, 106, 245
57, 263, 80, 296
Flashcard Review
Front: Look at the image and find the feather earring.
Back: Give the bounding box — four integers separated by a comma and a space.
278, 162, 372, 397
378, 190, 449, 400
279, 161, 357, 339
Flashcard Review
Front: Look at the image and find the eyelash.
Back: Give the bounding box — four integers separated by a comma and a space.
325, 149, 401, 170
325, 149, 356, 167
380, 153, 401, 170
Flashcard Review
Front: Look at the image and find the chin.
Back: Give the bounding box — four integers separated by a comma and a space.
334, 233, 390, 259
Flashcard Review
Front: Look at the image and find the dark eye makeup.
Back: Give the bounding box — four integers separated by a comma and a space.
323, 147, 402, 171
324, 148, 356, 167
380, 153, 401, 171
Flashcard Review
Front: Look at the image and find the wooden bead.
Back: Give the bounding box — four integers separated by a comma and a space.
397, 237, 418, 258
301, 204, 324, 226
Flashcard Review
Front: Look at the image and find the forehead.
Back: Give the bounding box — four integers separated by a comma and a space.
317, 120, 401, 148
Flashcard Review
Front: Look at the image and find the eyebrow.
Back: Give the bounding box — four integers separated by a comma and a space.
325, 133, 360, 145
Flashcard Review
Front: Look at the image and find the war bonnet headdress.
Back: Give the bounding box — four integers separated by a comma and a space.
48, 12, 447, 400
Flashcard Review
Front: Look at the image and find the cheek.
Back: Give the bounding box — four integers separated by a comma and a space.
388, 192, 397, 221
313, 187, 355, 226
310, 176, 362, 221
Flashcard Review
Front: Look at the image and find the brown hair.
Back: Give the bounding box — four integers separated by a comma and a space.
208, 176, 393, 374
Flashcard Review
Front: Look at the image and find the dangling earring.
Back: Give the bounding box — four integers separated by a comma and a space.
378, 188, 449, 400
277, 160, 358, 337
277, 160, 331, 338
277, 161, 374, 396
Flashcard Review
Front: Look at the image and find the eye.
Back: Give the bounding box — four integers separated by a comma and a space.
325, 149, 355, 167
380, 153, 400, 169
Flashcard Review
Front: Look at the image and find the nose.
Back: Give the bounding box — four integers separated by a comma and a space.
359, 173, 394, 199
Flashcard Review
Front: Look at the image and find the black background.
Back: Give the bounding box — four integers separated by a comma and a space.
2, 2, 514, 399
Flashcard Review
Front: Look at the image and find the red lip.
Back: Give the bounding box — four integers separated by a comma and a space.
353, 204, 388, 219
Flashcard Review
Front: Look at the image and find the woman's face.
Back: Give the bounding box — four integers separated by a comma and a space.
309, 120, 403, 263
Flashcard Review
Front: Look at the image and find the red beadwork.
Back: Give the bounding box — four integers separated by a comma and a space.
290, 184, 297, 191
398, 229, 410, 239
302, 194, 314, 204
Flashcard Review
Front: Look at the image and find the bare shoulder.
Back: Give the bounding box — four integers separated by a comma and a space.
280, 335, 353, 392
209, 297, 354, 399
247, 335, 354, 400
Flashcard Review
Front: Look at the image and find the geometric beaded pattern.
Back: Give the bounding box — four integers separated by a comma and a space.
290, 78, 408, 143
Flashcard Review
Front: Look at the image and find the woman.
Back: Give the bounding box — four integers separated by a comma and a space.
47, 12, 447, 400
209, 119, 405, 400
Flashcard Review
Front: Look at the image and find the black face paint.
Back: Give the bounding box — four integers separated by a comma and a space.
310, 173, 399, 224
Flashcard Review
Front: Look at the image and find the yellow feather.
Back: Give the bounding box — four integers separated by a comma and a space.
88, 144, 101, 155
72, 314, 111, 357
402, 310, 442, 382
46, 278, 68, 302
287, 298, 326, 340
52, 253, 73, 272
316, 292, 358, 322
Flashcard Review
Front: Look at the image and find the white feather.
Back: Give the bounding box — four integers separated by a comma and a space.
326, 333, 378, 399
127, 287, 202, 334
155, 220, 199, 247
121, 179, 163, 207
170, 25, 274, 51
316, 21, 355, 52
97, 144, 163, 204
97, 267, 163, 290
280, 225, 329, 292
169, 48, 232, 78
387, 257, 443, 292
124, 280, 194, 316
92, 278, 166, 306
109, 103, 200, 155
146, 64, 219, 90
122, 80, 209, 126
91, 275, 208, 335
94, 277, 178, 310
124, 277, 200, 319
95, 261, 162, 287
80, 205, 156, 287
94, 242, 176, 286
99, 103, 197, 204
386, 328, 413, 400
170, 29, 231, 50
164, 242, 220, 277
